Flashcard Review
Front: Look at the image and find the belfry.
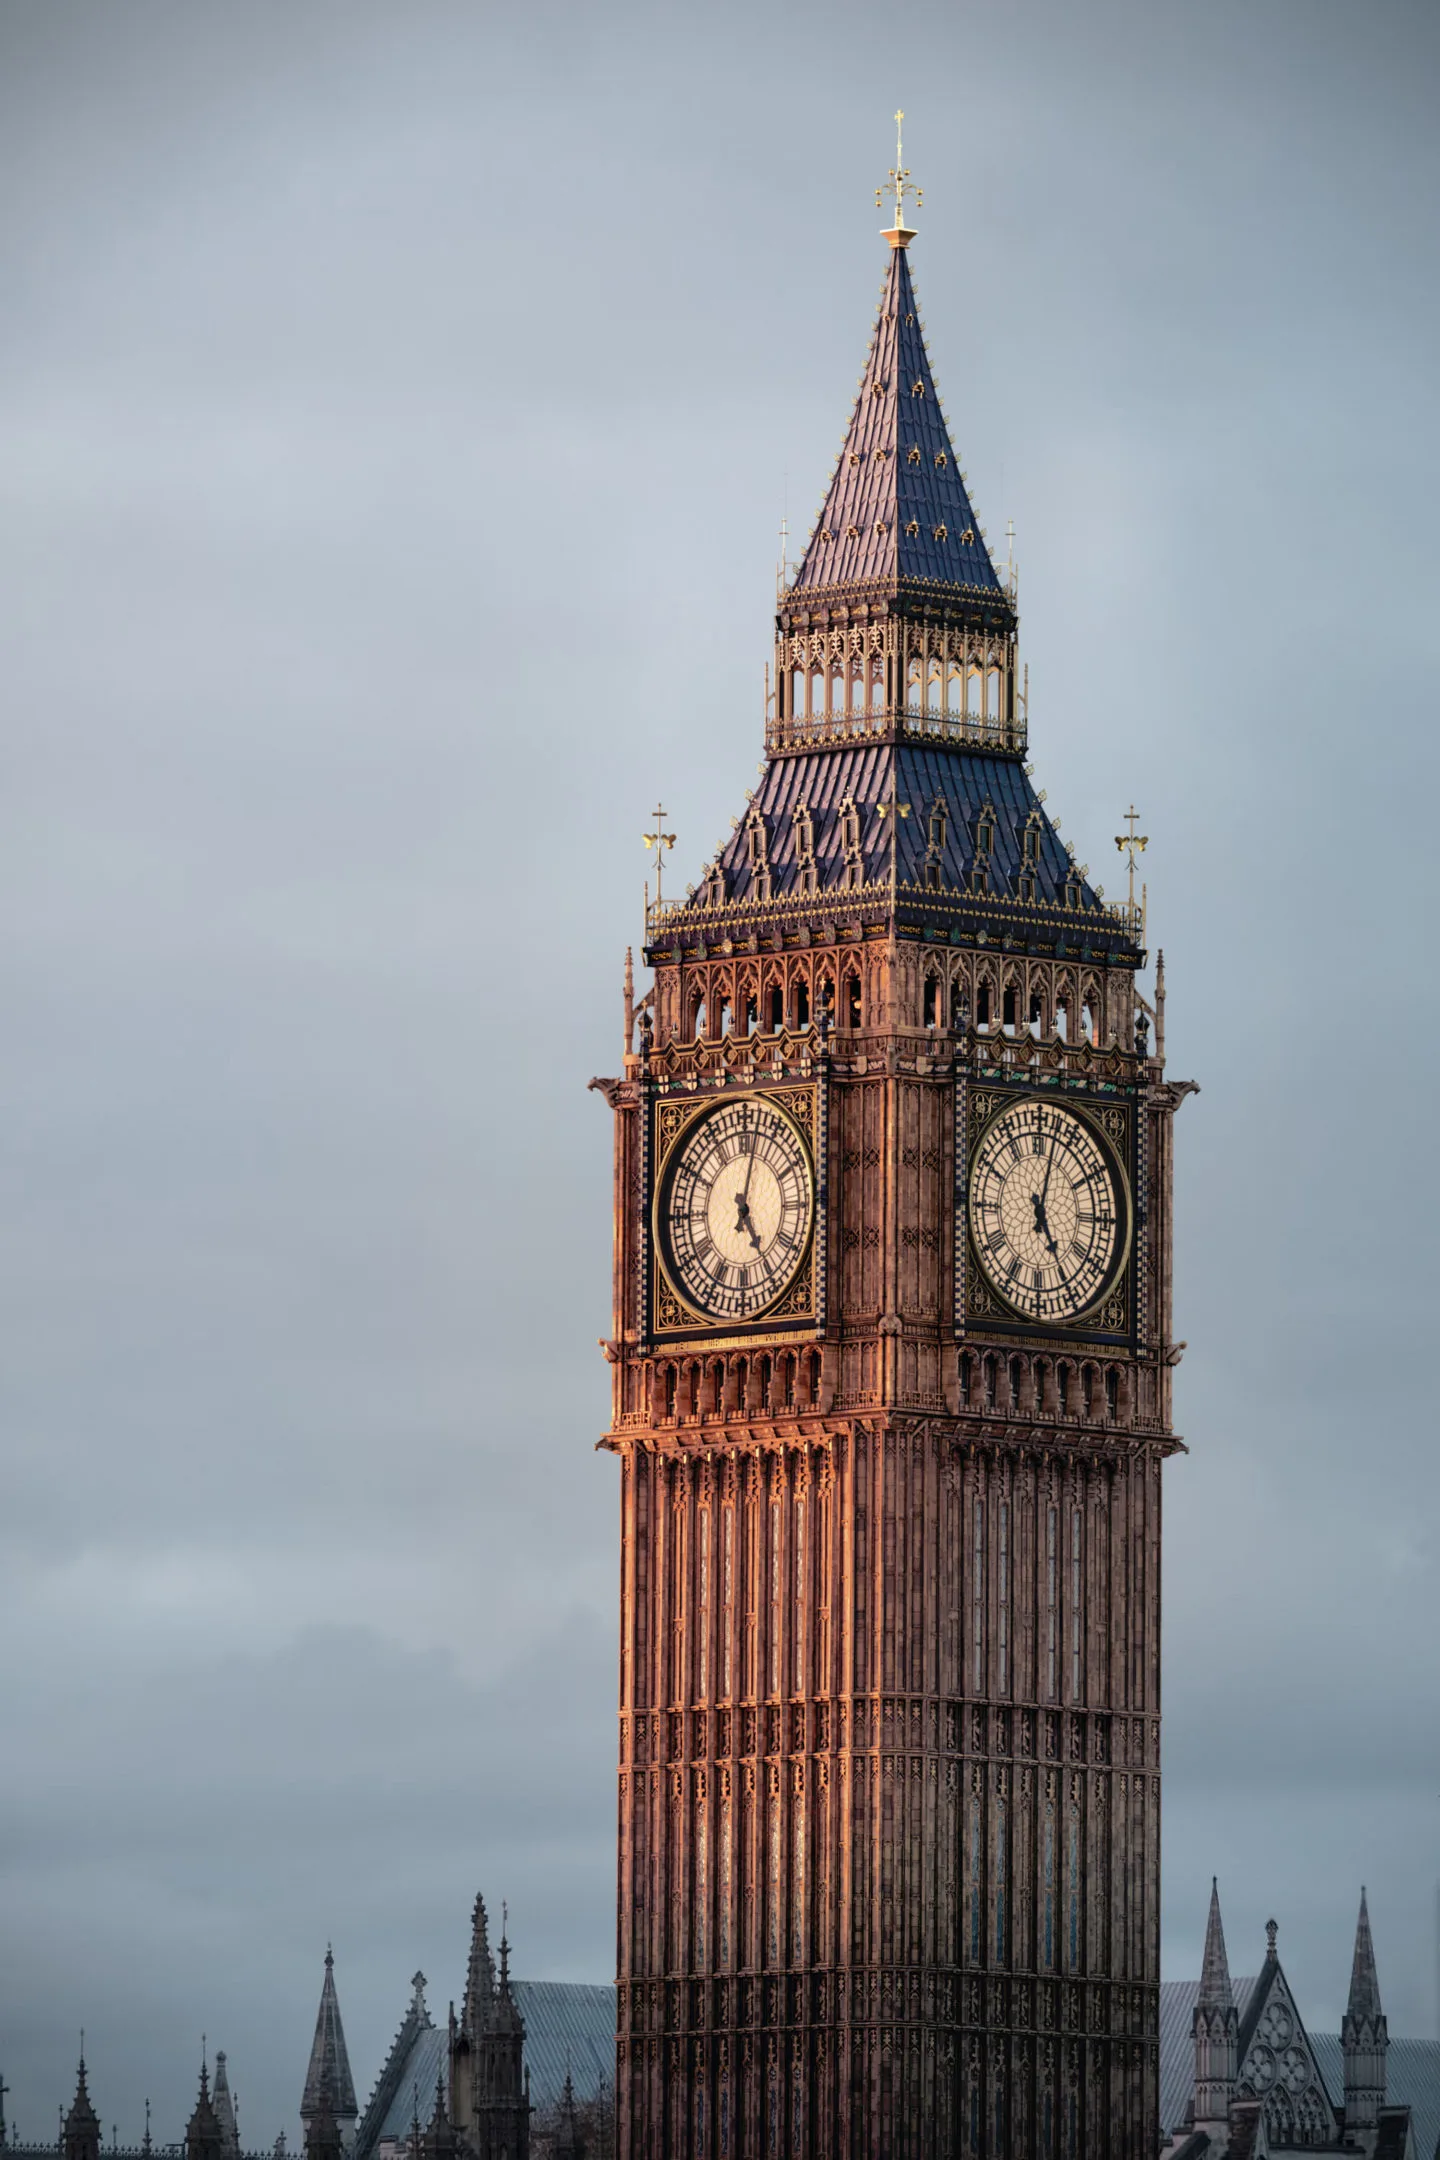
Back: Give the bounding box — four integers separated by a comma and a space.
595, 129, 1192, 2158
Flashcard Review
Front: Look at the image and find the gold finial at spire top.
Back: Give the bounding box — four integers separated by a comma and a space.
877, 107, 922, 249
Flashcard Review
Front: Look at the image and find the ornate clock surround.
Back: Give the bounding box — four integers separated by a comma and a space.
963, 1077, 1139, 1345
646, 1078, 825, 1344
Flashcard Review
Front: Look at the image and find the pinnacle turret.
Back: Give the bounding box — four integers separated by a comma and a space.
185, 2061, 224, 2160
1198, 1876, 1234, 2009
1343, 1886, 1389, 2144
301, 1950, 358, 2147
63, 2054, 101, 2160
1346, 1885, 1383, 2022
462, 1897, 496, 2030
1191, 1880, 1239, 2137
211, 2053, 239, 2160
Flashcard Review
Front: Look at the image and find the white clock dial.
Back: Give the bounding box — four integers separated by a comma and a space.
659, 1097, 813, 1322
969, 1098, 1127, 1323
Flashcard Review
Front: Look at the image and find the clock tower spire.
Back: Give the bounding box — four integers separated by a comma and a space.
594, 142, 1191, 2160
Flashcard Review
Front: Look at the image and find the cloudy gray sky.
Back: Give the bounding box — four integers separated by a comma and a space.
3, 0, 1438, 2143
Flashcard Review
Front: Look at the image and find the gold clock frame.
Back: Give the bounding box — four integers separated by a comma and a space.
966, 1089, 1134, 1332
650, 1086, 819, 1340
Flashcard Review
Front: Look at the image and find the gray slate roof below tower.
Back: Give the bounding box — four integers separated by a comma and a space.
355, 1980, 613, 2154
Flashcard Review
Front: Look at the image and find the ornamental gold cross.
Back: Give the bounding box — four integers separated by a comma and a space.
1114, 803, 1149, 924
876, 108, 922, 233
642, 803, 677, 909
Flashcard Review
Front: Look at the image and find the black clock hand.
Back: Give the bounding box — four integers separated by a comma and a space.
1030, 1188, 1061, 1262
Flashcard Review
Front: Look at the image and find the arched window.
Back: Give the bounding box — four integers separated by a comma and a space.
1105, 1367, 1119, 1420
1002, 983, 1018, 1034
976, 979, 992, 1029
906, 655, 923, 712
690, 992, 706, 1040
810, 663, 825, 717
717, 994, 732, 1036
1009, 1356, 1024, 1409
924, 973, 940, 1028
782, 1355, 797, 1410
759, 1355, 773, 1411
1057, 1362, 1072, 1417
664, 1365, 678, 1420
1081, 1365, 1096, 1419
987, 665, 1004, 725
950, 980, 968, 1032
808, 1352, 821, 1408
870, 653, 886, 711
846, 973, 862, 1030
768, 986, 784, 1032
984, 1355, 998, 1410
959, 1351, 975, 1406
744, 993, 758, 1036
795, 979, 810, 1030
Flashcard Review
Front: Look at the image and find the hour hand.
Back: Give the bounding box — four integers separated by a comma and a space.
735, 1192, 763, 1253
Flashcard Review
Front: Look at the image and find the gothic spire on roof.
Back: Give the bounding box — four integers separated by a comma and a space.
1198, 1877, 1234, 2010
789, 194, 1007, 612
186, 2060, 224, 2160
1346, 1885, 1383, 2023
462, 1896, 496, 2031
302, 1950, 358, 2129
492, 1905, 524, 2039
63, 2053, 101, 2160
211, 2055, 238, 2160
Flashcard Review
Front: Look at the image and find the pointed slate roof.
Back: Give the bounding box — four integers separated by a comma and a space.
1199, 1880, 1235, 2011
1347, 1887, 1384, 2024
302, 1952, 358, 2125
211, 2057, 238, 2160
792, 242, 1006, 608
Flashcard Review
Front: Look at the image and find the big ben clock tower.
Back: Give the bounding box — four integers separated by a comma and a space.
592, 138, 1192, 2160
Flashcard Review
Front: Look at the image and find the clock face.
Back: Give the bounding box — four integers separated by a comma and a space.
968, 1098, 1127, 1323
658, 1097, 814, 1323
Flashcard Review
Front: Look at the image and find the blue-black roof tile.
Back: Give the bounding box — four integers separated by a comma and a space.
792, 245, 1002, 602
706, 742, 1093, 912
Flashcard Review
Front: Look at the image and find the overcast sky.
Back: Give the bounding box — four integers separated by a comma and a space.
3, 0, 1438, 2144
